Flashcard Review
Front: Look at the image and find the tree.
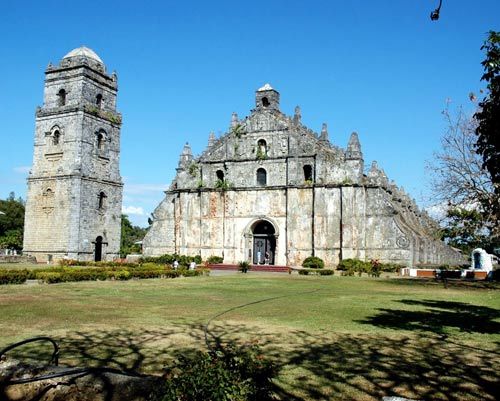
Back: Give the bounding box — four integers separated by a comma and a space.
475, 31, 500, 188
428, 106, 499, 254
0, 192, 25, 251
120, 214, 147, 257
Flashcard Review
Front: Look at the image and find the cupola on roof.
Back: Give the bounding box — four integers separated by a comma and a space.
258, 83, 275, 91
63, 46, 104, 64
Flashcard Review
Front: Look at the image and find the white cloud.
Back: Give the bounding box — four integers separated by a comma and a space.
13, 166, 31, 174
122, 206, 145, 215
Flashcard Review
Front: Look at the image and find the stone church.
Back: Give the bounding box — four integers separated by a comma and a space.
23, 47, 122, 263
143, 84, 462, 266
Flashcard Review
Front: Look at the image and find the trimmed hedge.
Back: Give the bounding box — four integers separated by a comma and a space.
207, 255, 224, 264
337, 258, 405, 276
298, 268, 334, 276
0, 270, 28, 285
0, 264, 210, 285
140, 253, 202, 266
302, 256, 325, 269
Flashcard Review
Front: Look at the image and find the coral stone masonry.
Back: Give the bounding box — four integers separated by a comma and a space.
23, 47, 123, 263
143, 84, 463, 267
23, 48, 462, 267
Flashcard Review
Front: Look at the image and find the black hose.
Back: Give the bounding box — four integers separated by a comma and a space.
203, 288, 320, 350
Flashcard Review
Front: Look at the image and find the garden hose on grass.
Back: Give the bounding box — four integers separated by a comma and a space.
203, 288, 320, 350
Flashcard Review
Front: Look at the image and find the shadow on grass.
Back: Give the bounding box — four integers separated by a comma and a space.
2, 320, 499, 401
384, 278, 500, 291
360, 299, 500, 336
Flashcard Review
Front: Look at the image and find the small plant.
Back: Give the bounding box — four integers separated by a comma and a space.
304, 179, 314, 186
302, 256, 325, 269
215, 179, 231, 190
188, 162, 198, 177
238, 260, 250, 273
231, 123, 246, 139
197, 179, 204, 188
256, 146, 267, 160
370, 259, 381, 277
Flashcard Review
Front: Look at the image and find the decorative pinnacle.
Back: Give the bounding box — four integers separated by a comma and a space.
208, 131, 216, 147
319, 123, 329, 141
230, 112, 239, 128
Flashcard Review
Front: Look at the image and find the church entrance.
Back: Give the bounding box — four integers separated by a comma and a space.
252, 220, 276, 265
94, 236, 103, 262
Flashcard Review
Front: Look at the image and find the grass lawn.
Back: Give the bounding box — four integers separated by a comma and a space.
0, 274, 499, 400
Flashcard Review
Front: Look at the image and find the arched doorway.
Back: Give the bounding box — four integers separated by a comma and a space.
252, 220, 276, 265
94, 236, 103, 262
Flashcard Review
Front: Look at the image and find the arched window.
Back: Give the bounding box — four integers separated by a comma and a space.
96, 94, 103, 108
303, 165, 313, 182
261, 97, 270, 107
96, 130, 106, 151
257, 139, 267, 157
43, 188, 54, 209
256, 168, 267, 186
53, 130, 60, 146
216, 170, 224, 181
98, 192, 107, 210
58, 89, 66, 106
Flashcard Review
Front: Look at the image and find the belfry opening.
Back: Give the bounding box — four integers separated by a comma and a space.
252, 220, 276, 265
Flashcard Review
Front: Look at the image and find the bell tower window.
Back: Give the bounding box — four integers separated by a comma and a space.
58, 89, 66, 106
52, 130, 60, 146
262, 97, 270, 107
303, 165, 313, 182
98, 191, 107, 210
96, 94, 103, 108
96, 130, 106, 152
257, 168, 267, 186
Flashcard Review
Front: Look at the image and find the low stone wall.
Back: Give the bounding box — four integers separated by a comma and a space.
0, 255, 37, 264
0, 358, 164, 401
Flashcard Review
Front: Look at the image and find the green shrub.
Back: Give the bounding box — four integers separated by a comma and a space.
238, 260, 250, 273
302, 256, 325, 269
207, 255, 224, 264
36, 272, 63, 284
378, 262, 405, 273
337, 258, 370, 275
109, 270, 131, 280
0, 270, 28, 285
319, 269, 334, 276
162, 344, 275, 401
299, 268, 333, 276
141, 253, 202, 267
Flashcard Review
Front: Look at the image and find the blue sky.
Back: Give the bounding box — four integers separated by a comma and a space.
0, 0, 498, 226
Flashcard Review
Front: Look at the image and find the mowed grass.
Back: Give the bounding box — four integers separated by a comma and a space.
0, 274, 499, 401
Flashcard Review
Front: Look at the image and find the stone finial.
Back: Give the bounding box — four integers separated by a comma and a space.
208, 131, 216, 147
230, 112, 239, 128
178, 142, 193, 168
293, 106, 301, 124
346, 132, 363, 160
319, 123, 329, 142
367, 161, 388, 187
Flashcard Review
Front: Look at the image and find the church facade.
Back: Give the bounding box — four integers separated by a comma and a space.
23, 47, 123, 263
143, 84, 462, 266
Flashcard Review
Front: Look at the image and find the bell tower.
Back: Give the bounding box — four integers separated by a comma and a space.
23, 47, 123, 262
255, 83, 280, 111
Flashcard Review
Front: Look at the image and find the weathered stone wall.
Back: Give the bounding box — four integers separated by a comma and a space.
23, 48, 122, 263
143, 85, 464, 266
